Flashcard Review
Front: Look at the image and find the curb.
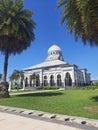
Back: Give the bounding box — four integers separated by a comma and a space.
0, 105, 98, 129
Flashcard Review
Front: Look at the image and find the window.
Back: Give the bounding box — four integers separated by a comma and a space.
57, 74, 62, 86
44, 76, 48, 86
65, 72, 72, 86
50, 75, 54, 86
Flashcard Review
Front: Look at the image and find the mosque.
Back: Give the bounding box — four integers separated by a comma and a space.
23, 45, 91, 89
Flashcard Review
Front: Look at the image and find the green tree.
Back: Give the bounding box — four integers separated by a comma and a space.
0, 0, 35, 97
10, 70, 24, 89
0, 0, 35, 82
57, 0, 98, 45
30, 73, 38, 87
10, 70, 24, 81
0, 73, 2, 81
30, 73, 37, 80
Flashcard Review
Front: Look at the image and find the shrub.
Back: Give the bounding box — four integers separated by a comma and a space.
0, 82, 9, 98
76, 85, 98, 90
11, 85, 17, 90
87, 85, 98, 90
43, 86, 59, 90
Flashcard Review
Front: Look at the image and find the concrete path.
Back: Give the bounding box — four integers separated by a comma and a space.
0, 105, 98, 130
10, 88, 64, 96
0, 112, 82, 130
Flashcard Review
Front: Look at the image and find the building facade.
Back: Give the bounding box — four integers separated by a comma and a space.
23, 45, 91, 89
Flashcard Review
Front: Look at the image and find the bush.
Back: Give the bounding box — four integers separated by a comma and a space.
43, 86, 59, 90
0, 82, 9, 98
76, 85, 98, 90
86, 85, 98, 90
11, 85, 17, 90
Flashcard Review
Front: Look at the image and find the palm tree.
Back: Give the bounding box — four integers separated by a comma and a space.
30, 73, 37, 87
0, 73, 2, 82
57, 0, 98, 46
0, 0, 35, 97
0, 0, 35, 82
10, 70, 24, 81
10, 70, 24, 88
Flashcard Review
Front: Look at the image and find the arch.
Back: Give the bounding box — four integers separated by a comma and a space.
36, 74, 40, 86
50, 75, 54, 86
57, 74, 62, 86
25, 77, 28, 87
65, 72, 72, 86
20, 81, 23, 88
44, 76, 48, 86
29, 75, 32, 87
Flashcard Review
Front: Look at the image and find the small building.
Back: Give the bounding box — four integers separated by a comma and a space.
23, 45, 91, 89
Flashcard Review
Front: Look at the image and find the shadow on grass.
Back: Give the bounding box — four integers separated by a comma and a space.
90, 96, 98, 102
16, 92, 63, 97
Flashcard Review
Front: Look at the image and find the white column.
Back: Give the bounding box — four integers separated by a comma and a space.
71, 68, 75, 87
62, 71, 65, 88
8, 81, 11, 92
40, 70, 43, 86
23, 80, 25, 90
47, 74, 50, 86
54, 73, 56, 86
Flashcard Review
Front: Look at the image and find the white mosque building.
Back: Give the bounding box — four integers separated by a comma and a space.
23, 45, 91, 89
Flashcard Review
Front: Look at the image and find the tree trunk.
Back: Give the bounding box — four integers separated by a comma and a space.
0, 51, 9, 98
3, 51, 9, 82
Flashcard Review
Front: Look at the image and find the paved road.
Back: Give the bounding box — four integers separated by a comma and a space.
0, 112, 82, 130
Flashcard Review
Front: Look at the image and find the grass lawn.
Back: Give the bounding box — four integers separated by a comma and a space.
0, 89, 98, 119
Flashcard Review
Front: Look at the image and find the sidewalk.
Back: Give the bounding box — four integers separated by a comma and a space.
0, 112, 83, 130
0, 105, 98, 130
10, 88, 64, 96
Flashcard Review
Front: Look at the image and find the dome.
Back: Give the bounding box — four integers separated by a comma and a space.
48, 45, 61, 53
46, 45, 64, 61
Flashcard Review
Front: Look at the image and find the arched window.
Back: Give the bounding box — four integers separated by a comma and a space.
57, 74, 61, 86
36, 74, 40, 86
20, 81, 23, 88
29, 75, 32, 87
50, 75, 54, 86
44, 76, 48, 86
25, 77, 28, 87
65, 72, 72, 86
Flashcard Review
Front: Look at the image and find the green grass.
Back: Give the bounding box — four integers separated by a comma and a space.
0, 89, 98, 119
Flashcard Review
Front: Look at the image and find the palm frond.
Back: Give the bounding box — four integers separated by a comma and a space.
58, 0, 98, 46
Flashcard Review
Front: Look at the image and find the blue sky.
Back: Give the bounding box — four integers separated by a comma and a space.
0, 0, 98, 80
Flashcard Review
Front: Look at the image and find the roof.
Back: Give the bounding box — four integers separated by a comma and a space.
24, 60, 68, 71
